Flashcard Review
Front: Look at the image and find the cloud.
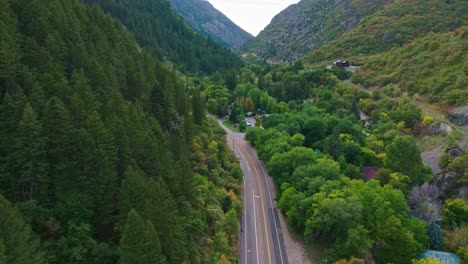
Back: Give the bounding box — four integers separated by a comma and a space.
207, 0, 299, 36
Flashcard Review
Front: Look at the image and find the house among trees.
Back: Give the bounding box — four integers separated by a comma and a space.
334, 59, 350, 68
420, 250, 461, 264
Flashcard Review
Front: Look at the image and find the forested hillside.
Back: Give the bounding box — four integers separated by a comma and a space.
206, 62, 468, 262
0, 0, 241, 263
352, 27, 467, 106
84, 0, 243, 74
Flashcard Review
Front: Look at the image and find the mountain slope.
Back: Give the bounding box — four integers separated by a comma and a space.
168, 0, 253, 51
0, 0, 241, 262
84, 0, 243, 74
352, 27, 468, 106
244, 0, 467, 63
303, 0, 468, 64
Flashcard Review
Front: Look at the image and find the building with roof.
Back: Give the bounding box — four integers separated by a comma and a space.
420, 250, 460, 264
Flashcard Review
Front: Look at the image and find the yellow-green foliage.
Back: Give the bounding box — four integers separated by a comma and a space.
412, 257, 443, 264
335, 257, 366, 264
352, 27, 467, 105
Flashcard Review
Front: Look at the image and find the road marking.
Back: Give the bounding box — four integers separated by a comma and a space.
248, 148, 273, 264
246, 146, 285, 264
238, 151, 251, 173
243, 179, 247, 264
259, 160, 285, 264
252, 189, 259, 264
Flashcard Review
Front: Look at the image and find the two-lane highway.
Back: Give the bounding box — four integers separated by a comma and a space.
220, 122, 288, 264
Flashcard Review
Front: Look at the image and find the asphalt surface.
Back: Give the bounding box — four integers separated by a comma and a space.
219, 121, 288, 264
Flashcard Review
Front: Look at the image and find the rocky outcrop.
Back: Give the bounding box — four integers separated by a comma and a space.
168, 0, 252, 51
448, 105, 468, 126
242, 0, 389, 63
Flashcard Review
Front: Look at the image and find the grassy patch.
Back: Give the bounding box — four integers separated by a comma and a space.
416, 134, 446, 153
222, 120, 240, 132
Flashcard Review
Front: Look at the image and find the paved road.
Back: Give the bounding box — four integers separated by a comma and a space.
219, 121, 288, 264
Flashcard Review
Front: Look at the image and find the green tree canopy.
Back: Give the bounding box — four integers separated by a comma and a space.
119, 209, 165, 264
0, 194, 44, 264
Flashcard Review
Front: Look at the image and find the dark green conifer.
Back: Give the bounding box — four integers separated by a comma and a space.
0, 240, 5, 264
119, 162, 148, 225
119, 209, 166, 264
146, 179, 187, 263
0, 194, 44, 264
14, 103, 48, 201
192, 88, 204, 124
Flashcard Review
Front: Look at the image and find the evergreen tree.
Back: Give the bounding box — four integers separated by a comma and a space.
145, 179, 187, 263
0, 0, 20, 93
42, 97, 73, 203
174, 156, 194, 199
119, 163, 149, 225
0, 94, 20, 198
119, 209, 166, 264
14, 103, 48, 202
144, 220, 166, 264
427, 221, 444, 250
0, 194, 44, 264
82, 112, 117, 228
0, 240, 6, 264
183, 110, 193, 145
192, 88, 204, 125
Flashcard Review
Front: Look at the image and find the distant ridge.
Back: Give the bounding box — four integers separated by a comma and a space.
168, 0, 253, 51
243, 0, 467, 64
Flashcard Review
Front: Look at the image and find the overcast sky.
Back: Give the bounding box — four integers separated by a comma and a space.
208, 0, 300, 36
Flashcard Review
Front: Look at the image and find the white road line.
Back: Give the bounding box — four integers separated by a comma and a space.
243, 179, 248, 264
238, 151, 251, 173
250, 147, 285, 264
252, 189, 259, 264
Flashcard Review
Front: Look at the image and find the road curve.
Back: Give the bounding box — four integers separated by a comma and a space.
219, 122, 288, 264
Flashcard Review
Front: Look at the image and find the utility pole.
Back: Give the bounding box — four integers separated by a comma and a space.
232, 139, 235, 153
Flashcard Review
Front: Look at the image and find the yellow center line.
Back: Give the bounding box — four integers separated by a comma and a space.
241, 144, 273, 264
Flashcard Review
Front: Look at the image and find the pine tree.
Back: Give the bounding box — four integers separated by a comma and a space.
113, 120, 131, 178
0, 94, 20, 198
144, 220, 166, 264
0, 194, 44, 264
42, 97, 73, 203
14, 103, 48, 201
145, 179, 187, 263
83, 112, 117, 228
183, 110, 193, 145
0, 0, 20, 92
0, 240, 6, 264
174, 156, 194, 199
119, 209, 166, 264
192, 88, 204, 125
119, 162, 148, 226
427, 221, 444, 250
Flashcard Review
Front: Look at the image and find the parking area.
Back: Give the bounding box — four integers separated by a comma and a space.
244, 117, 256, 127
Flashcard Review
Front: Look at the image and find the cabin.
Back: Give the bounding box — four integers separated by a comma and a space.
420, 250, 460, 264
334, 60, 350, 68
